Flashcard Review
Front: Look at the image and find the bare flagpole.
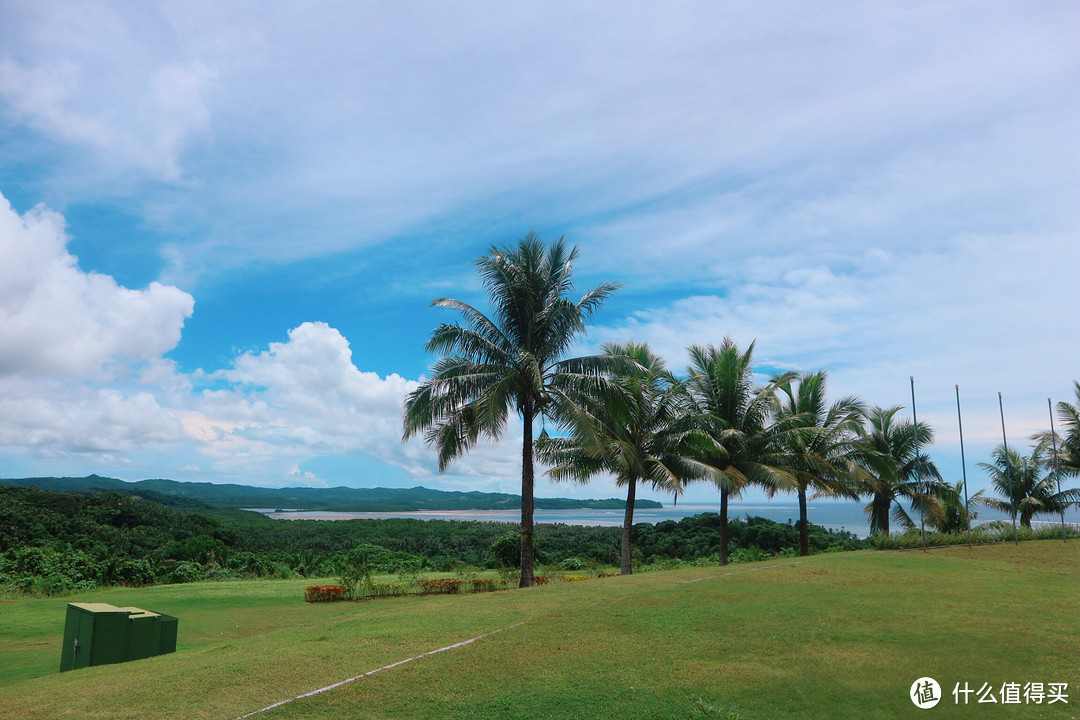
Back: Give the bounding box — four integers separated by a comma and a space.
911, 377, 926, 549
955, 385, 972, 546
1049, 398, 1066, 542
998, 392, 1018, 544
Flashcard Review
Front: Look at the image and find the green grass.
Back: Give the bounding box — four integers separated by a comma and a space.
2, 543, 1078, 719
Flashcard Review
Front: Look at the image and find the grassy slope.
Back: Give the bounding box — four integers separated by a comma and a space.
1, 543, 1078, 720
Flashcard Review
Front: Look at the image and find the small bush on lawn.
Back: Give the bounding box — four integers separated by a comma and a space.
304, 585, 346, 603
363, 581, 411, 598
559, 574, 590, 583
468, 577, 503, 592
418, 578, 462, 594
533, 576, 549, 585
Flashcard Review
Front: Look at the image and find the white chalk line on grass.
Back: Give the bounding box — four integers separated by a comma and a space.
235, 561, 801, 718
234, 620, 526, 719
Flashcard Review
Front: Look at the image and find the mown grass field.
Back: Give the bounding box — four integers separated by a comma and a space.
2, 542, 1078, 719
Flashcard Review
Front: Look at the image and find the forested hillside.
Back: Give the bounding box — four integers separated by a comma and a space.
0, 485, 865, 595
0, 475, 662, 511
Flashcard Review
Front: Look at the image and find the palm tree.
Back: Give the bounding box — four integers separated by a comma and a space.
1053, 381, 1080, 477
855, 405, 943, 536
402, 234, 619, 586
933, 480, 983, 534
774, 371, 866, 556
683, 338, 801, 565
537, 341, 700, 575
979, 441, 1080, 528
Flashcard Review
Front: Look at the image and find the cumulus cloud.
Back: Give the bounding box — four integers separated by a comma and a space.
0, 192, 194, 455
182, 321, 419, 464
0, 193, 194, 378
0, 192, 522, 486
0, 376, 185, 455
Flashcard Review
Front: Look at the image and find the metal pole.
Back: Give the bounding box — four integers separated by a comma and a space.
1049, 398, 1066, 542
911, 377, 925, 548
998, 392, 1018, 544
956, 385, 972, 546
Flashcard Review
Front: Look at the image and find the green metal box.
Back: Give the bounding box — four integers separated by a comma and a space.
60, 603, 178, 672
118, 607, 162, 661
157, 613, 178, 654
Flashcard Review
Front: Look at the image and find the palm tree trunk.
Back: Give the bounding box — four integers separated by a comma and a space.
878, 496, 890, 536
798, 487, 809, 556
621, 478, 637, 575
519, 398, 536, 588
718, 487, 729, 566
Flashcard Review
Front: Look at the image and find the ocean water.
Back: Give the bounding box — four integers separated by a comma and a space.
260, 502, 1080, 539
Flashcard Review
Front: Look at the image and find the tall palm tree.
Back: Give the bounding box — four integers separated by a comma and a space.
855, 405, 943, 536
402, 234, 619, 586
1053, 381, 1080, 478
979, 441, 1080, 528
773, 371, 866, 556
683, 338, 801, 565
538, 341, 700, 575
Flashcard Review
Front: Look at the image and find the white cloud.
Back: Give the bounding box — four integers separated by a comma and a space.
4, 2, 1076, 279
0, 192, 194, 456
182, 321, 416, 463
0, 376, 186, 455
0, 193, 194, 378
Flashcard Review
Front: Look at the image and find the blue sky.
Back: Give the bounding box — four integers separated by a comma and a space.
1, 2, 1078, 504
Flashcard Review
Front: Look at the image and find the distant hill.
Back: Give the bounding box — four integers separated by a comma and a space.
0, 475, 662, 512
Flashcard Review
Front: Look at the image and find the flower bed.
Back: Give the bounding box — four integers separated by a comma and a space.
304, 585, 347, 602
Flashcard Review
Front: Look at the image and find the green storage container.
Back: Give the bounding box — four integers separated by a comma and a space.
60, 603, 178, 672
119, 607, 162, 661
157, 613, 178, 654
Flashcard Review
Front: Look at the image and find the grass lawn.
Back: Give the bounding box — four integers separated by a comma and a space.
1, 542, 1078, 719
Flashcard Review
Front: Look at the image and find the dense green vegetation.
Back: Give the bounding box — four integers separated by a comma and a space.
0, 485, 863, 595
0, 475, 660, 511
2, 543, 1077, 719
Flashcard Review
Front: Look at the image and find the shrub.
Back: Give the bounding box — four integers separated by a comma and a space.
728, 546, 768, 564
559, 574, 590, 583
363, 581, 411, 598
114, 559, 156, 587
557, 557, 587, 571
418, 578, 462, 594
533, 576, 549, 585
168, 560, 208, 584
304, 585, 347, 602
468, 577, 501, 593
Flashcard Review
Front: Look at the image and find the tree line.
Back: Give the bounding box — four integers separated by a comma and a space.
0, 484, 863, 595
403, 234, 1080, 584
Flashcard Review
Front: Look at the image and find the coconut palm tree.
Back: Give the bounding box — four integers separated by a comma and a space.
979, 441, 1080, 528
855, 405, 943, 536
683, 338, 801, 565
773, 371, 866, 556
537, 341, 701, 575
1052, 381, 1080, 478
933, 480, 984, 534
402, 234, 619, 586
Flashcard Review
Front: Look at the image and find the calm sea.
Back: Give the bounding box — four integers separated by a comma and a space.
253, 502, 1080, 538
